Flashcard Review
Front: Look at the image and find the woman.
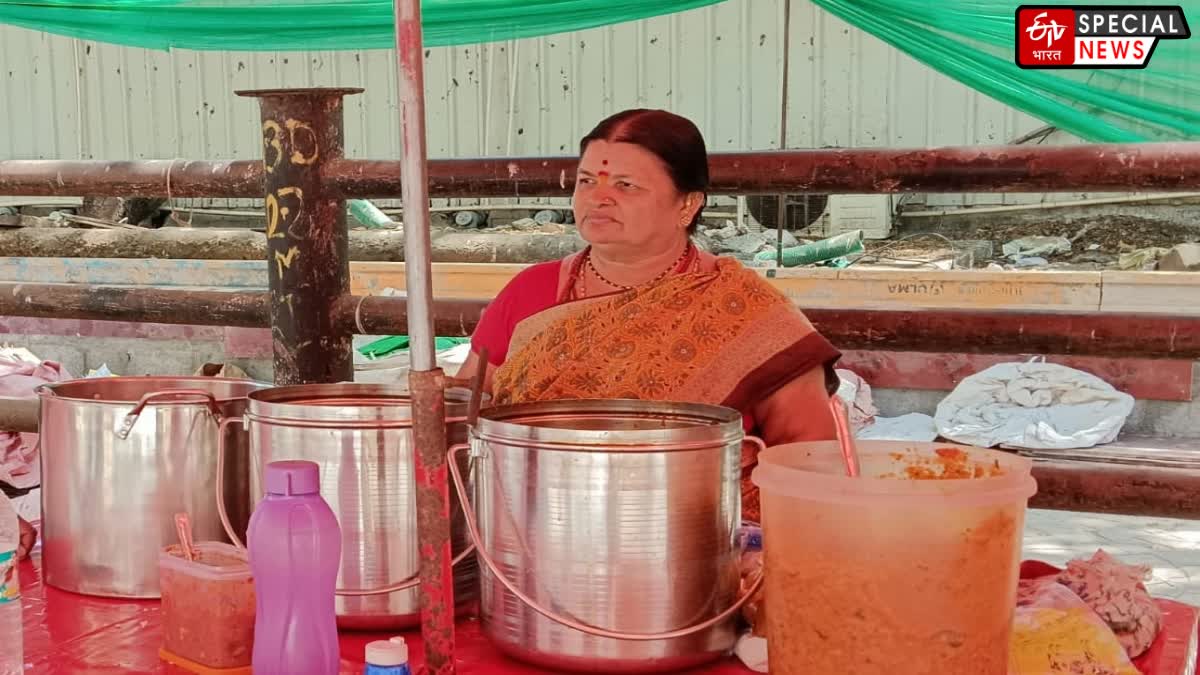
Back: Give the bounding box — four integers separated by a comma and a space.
457, 109, 840, 520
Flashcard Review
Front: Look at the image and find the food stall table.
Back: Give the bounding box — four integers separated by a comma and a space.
18, 557, 1198, 674
16, 556, 747, 674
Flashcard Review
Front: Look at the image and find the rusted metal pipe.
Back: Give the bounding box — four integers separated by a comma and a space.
0, 283, 270, 327
0, 159, 262, 197
407, 368, 456, 674
330, 142, 1200, 195
393, 0, 457, 669
0, 396, 39, 434
1030, 459, 1200, 519
3, 284, 1200, 360
332, 294, 484, 339
803, 308, 1200, 360
237, 88, 362, 386
5, 142, 1200, 198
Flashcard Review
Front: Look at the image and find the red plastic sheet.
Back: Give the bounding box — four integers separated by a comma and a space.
17, 556, 1198, 674
15, 557, 748, 674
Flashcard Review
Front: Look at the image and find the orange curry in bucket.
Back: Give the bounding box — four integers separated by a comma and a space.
888, 447, 1007, 480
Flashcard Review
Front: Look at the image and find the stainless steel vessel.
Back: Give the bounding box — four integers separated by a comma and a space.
37, 377, 261, 598
221, 383, 478, 630
450, 399, 754, 674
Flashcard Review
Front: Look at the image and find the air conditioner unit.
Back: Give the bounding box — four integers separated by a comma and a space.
820, 194, 894, 239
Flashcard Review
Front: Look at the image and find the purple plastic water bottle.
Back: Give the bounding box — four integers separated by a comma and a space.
247, 460, 342, 675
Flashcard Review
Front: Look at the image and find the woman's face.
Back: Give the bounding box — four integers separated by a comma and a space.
573, 140, 701, 255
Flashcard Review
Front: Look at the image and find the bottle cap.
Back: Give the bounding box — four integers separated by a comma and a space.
263, 460, 321, 496
365, 638, 408, 666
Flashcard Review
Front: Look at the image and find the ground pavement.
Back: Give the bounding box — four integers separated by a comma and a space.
1024, 509, 1200, 604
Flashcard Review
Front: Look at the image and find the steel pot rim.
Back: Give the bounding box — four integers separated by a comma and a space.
36, 376, 268, 405
244, 382, 479, 424
471, 398, 744, 451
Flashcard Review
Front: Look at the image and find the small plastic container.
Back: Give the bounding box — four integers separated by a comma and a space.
752, 440, 1036, 675
159, 541, 256, 673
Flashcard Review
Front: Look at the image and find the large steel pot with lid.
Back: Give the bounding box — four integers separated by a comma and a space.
217, 382, 479, 630
37, 376, 263, 598
449, 398, 762, 674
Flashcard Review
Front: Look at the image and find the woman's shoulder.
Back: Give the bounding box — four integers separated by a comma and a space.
490, 258, 571, 318
508, 259, 564, 285
472, 258, 566, 365
495, 259, 565, 303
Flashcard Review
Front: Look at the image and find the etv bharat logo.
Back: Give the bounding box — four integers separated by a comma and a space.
1016, 5, 1190, 68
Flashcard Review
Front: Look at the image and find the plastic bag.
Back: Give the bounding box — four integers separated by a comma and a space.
834, 369, 878, 432
1010, 577, 1140, 675
857, 413, 938, 441
1057, 550, 1162, 658
736, 524, 766, 636
735, 523, 768, 672
934, 360, 1134, 449
0, 347, 73, 489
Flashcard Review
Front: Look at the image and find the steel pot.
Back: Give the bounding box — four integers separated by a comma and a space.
218, 383, 479, 631
37, 376, 262, 598
449, 399, 762, 674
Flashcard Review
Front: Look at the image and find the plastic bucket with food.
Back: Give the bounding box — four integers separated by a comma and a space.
751, 440, 1036, 675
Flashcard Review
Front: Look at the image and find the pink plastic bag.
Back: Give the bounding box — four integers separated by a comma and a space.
834, 368, 878, 432
0, 348, 72, 489
1057, 549, 1163, 658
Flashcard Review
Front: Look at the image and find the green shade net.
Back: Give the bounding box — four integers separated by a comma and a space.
1, 0, 1196, 142
811, 0, 1199, 142
0, 0, 724, 50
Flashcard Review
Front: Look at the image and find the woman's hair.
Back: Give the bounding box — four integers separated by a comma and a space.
579, 109, 709, 233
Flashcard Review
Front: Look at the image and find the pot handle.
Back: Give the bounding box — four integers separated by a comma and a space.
116, 388, 223, 440
337, 440, 479, 596
218, 421, 475, 597
447, 443, 762, 642
217, 416, 247, 550
335, 545, 477, 597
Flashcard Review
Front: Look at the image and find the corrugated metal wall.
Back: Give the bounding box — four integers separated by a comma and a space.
0, 0, 1112, 209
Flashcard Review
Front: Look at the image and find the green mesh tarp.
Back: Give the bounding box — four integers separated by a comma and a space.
0, 0, 725, 50
1, 0, 1197, 142
811, 0, 1199, 142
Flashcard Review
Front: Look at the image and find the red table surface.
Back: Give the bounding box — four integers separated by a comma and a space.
17, 557, 1199, 674
15, 557, 748, 675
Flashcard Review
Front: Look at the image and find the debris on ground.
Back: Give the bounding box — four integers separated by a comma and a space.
1118, 247, 1170, 270
1159, 243, 1200, 271
1003, 235, 1072, 259
1015, 256, 1049, 268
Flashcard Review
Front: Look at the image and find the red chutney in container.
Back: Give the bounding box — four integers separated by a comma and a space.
159, 543, 256, 669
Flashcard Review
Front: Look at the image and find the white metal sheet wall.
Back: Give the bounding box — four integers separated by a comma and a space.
0, 0, 1119, 209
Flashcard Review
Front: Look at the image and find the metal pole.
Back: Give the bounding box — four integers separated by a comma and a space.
395, 3, 436, 372
777, 0, 792, 267
393, 1, 457, 672
237, 87, 361, 385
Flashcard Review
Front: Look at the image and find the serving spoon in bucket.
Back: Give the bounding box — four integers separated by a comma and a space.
174, 512, 197, 562
829, 396, 861, 478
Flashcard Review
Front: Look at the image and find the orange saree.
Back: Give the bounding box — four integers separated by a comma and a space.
491, 254, 840, 521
